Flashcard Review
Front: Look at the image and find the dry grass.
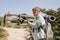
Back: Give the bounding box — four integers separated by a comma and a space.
0, 28, 8, 40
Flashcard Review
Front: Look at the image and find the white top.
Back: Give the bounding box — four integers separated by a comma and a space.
28, 13, 46, 29
28, 13, 46, 39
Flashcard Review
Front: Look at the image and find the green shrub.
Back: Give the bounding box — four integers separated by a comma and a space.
14, 25, 21, 28
0, 17, 3, 25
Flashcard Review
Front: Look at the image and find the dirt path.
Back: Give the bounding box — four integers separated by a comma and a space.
1, 27, 31, 40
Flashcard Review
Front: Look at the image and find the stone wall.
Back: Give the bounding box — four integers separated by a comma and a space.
4, 12, 34, 27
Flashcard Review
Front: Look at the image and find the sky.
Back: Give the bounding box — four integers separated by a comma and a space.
0, 0, 60, 17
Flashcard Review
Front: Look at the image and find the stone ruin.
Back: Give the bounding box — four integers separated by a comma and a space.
3, 11, 34, 27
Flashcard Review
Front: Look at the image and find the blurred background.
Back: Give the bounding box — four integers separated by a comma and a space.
0, 0, 60, 40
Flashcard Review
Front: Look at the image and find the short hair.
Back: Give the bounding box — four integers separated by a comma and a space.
32, 7, 40, 12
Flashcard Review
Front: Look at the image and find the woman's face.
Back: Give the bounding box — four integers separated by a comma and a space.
33, 10, 40, 16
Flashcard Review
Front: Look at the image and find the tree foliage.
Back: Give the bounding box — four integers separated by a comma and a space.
40, 7, 60, 40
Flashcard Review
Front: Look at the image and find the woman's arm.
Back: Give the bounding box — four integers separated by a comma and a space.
28, 21, 37, 28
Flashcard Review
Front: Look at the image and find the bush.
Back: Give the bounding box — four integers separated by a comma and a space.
48, 37, 54, 40
0, 28, 8, 40
0, 17, 3, 25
